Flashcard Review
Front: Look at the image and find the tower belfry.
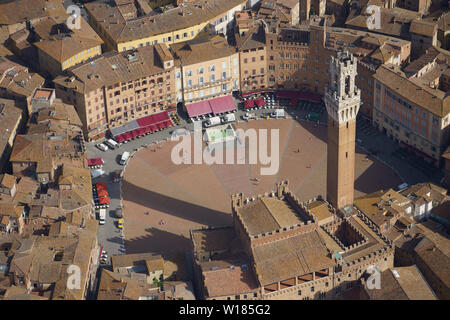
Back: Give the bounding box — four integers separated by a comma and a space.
324, 49, 361, 210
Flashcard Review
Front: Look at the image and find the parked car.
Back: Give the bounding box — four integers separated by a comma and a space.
105, 139, 119, 149
96, 143, 109, 152
117, 218, 123, 229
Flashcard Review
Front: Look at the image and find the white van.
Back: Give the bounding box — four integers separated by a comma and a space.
120, 151, 130, 165
221, 113, 235, 124
204, 116, 221, 127
270, 109, 285, 118
99, 209, 106, 225
105, 139, 119, 149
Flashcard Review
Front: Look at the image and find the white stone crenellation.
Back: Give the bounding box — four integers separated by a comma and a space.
325, 49, 361, 124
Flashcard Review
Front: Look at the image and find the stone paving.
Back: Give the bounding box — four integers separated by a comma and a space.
121, 118, 403, 256
86, 98, 442, 276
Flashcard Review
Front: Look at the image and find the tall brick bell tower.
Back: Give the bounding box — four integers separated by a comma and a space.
324, 49, 361, 210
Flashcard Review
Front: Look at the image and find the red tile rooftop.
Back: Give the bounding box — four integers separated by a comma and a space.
33, 88, 53, 100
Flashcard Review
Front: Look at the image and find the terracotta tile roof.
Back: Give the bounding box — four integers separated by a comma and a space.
201, 255, 258, 298
36, 99, 83, 127
0, 174, 16, 190
0, 57, 45, 100
409, 20, 437, 37
58, 165, 93, 210
33, 17, 103, 63
236, 196, 309, 236
354, 189, 410, 228
0, 0, 66, 26
346, 7, 420, 37
306, 200, 334, 223
413, 236, 450, 290
400, 183, 448, 207
85, 0, 247, 44
365, 266, 437, 300
0, 215, 10, 226
111, 252, 161, 271
3, 285, 48, 300
403, 47, 442, 77
252, 230, 335, 285
236, 22, 266, 51
97, 269, 160, 300
0, 45, 12, 57
54, 44, 172, 94
432, 200, 450, 222
145, 256, 164, 273
374, 64, 450, 117
170, 36, 236, 66
9, 134, 44, 163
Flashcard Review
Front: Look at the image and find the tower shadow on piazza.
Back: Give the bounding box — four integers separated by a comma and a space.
121, 50, 401, 300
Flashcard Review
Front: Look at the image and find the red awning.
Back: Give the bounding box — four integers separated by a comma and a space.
210, 95, 236, 115
137, 128, 146, 136
137, 112, 170, 127
88, 158, 103, 166
123, 132, 132, 141
241, 90, 272, 98
96, 189, 108, 198
97, 197, 110, 205
244, 99, 255, 109
144, 126, 152, 134
276, 90, 322, 103
186, 100, 212, 118
95, 182, 107, 190
149, 124, 157, 132
255, 98, 266, 107
115, 135, 125, 143
131, 130, 139, 139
